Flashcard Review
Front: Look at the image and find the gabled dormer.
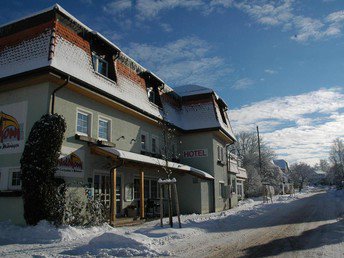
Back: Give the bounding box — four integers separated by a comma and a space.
139, 71, 164, 108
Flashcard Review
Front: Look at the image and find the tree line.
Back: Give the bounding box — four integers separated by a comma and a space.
235, 131, 344, 197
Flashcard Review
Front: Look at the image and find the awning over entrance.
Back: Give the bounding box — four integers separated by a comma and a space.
92, 146, 214, 180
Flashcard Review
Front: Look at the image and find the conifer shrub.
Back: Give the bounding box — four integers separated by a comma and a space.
20, 114, 66, 225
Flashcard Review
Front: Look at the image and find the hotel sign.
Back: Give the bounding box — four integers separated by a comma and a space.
57, 146, 85, 178
183, 149, 208, 158
0, 101, 27, 155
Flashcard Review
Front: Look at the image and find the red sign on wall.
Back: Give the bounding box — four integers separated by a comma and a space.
183, 149, 208, 158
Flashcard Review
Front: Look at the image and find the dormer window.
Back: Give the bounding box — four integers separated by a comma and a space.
220, 107, 228, 125
147, 87, 156, 103
92, 53, 108, 77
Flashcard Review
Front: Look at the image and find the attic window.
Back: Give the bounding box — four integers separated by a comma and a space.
147, 87, 156, 103
220, 108, 228, 125
92, 53, 108, 77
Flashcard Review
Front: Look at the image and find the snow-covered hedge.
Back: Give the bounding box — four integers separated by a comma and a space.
20, 114, 66, 225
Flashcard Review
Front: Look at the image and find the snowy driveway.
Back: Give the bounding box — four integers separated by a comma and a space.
0, 189, 343, 257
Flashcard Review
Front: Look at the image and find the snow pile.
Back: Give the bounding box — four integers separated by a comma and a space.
0, 193, 303, 257
0, 220, 61, 245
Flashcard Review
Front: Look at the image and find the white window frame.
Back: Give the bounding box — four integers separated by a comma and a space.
98, 116, 111, 142
151, 135, 159, 154
217, 145, 224, 162
92, 53, 108, 77
134, 177, 159, 200
8, 168, 21, 190
76, 108, 92, 137
141, 131, 149, 152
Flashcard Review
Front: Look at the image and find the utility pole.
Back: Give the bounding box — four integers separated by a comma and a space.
257, 125, 262, 175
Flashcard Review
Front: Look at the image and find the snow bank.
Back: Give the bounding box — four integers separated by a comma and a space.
0, 192, 305, 257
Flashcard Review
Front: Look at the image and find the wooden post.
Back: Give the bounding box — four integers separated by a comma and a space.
173, 183, 181, 228
140, 171, 145, 219
160, 184, 163, 227
168, 184, 173, 228
110, 168, 117, 226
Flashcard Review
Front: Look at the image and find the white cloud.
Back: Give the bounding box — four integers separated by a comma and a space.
136, 0, 204, 19
103, 0, 132, 14
234, 0, 344, 42
264, 69, 277, 74
231, 78, 254, 90
125, 37, 233, 86
160, 23, 173, 32
229, 87, 344, 165
102, 0, 344, 42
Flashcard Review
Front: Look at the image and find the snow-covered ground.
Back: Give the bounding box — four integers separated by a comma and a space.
0, 188, 342, 257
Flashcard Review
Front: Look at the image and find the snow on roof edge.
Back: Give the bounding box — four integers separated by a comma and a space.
99, 146, 214, 180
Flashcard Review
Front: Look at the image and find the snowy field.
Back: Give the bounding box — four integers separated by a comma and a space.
0, 188, 342, 257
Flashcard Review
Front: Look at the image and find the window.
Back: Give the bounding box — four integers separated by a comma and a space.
219, 181, 226, 198
77, 110, 91, 136
98, 117, 111, 141
9, 170, 21, 190
147, 87, 155, 103
92, 54, 108, 77
141, 131, 149, 152
231, 178, 237, 194
220, 108, 228, 125
151, 136, 159, 154
134, 178, 158, 199
93, 174, 111, 206
217, 145, 224, 162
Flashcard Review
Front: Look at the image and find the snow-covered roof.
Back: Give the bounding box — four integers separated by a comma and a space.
174, 85, 214, 97
273, 159, 289, 171
97, 146, 214, 180
314, 170, 326, 175
0, 4, 237, 142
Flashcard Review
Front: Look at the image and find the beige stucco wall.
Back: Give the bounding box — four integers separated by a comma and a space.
0, 83, 51, 224
0, 83, 51, 168
0, 197, 25, 225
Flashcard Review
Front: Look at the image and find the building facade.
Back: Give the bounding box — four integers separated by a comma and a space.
273, 159, 293, 194
0, 5, 247, 225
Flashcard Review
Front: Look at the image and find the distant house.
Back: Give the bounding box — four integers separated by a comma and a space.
0, 4, 247, 225
309, 170, 327, 185
273, 159, 293, 194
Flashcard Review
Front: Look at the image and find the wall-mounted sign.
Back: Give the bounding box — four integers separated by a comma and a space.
0, 101, 27, 155
56, 146, 85, 178
183, 149, 208, 158
58, 153, 83, 173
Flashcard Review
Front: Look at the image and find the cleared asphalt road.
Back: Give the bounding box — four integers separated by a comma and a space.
206, 190, 344, 258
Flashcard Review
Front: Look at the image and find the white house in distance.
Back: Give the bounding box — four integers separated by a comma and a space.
0, 4, 247, 225
273, 159, 293, 194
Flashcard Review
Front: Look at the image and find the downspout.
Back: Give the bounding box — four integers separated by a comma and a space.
51, 76, 70, 114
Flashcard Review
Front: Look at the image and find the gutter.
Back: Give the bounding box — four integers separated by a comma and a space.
51, 76, 70, 114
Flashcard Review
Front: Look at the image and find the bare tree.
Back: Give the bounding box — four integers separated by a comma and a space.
290, 162, 314, 192
234, 131, 278, 196
329, 138, 344, 188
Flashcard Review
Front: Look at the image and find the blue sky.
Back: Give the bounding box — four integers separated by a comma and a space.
1, 0, 344, 165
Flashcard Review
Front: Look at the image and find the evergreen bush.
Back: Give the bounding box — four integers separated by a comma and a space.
20, 114, 66, 225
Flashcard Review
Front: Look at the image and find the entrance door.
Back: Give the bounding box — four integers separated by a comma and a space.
94, 172, 121, 215
94, 174, 110, 207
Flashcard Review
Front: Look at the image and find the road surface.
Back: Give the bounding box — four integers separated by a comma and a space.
172, 190, 344, 257
0, 189, 343, 257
